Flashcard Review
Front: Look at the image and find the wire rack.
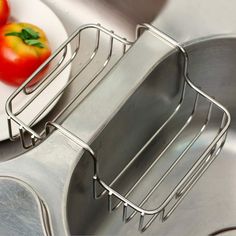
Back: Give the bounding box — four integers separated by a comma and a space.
5, 23, 231, 232
5, 24, 132, 148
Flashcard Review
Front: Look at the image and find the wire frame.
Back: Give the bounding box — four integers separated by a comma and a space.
5, 23, 231, 232
5, 24, 133, 149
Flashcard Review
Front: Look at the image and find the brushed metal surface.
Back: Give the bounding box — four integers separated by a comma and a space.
0, 1, 236, 236
0, 177, 49, 236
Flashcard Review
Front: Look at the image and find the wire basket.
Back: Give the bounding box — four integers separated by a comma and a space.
5, 23, 231, 232
5, 24, 132, 148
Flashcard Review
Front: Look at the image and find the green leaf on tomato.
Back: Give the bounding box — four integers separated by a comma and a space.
24, 39, 44, 48
5, 27, 44, 48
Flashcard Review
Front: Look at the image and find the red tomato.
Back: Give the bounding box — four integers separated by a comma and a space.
0, 22, 51, 86
0, 0, 9, 26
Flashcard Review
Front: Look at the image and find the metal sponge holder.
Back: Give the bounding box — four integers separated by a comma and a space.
5, 23, 231, 232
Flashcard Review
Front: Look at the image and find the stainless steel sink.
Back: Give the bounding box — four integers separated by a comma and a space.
1, 0, 236, 236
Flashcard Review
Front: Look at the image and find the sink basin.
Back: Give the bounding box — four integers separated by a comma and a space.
67, 36, 236, 236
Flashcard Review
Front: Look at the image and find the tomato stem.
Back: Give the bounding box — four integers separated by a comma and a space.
5, 27, 45, 48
